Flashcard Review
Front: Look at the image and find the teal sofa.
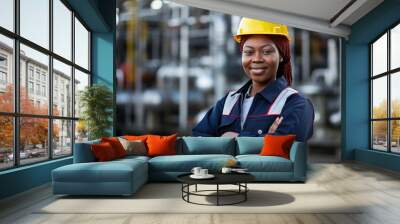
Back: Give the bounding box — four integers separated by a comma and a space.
52, 137, 307, 196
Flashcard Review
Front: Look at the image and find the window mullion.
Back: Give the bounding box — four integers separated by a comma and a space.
388, 29, 391, 152
14, 0, 20, 167
49, 0, 54, 160
88, 31, 91, 75
72, 10, 76, 155
370, 45, 373, 149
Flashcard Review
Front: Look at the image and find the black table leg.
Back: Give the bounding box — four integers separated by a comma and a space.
217, 184, 219, 206
245, 183, 247, 201
187, 184, 190, 202
181, 183, 183, 199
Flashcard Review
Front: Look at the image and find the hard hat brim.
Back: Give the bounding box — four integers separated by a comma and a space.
233, 33, 291, 43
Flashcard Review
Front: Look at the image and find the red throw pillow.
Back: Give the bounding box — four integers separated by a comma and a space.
260, 134, 296, 159
124, 135, 148, 142
101, 137, 127, 158
91, 142, 117, 161
146, 134, 177, 157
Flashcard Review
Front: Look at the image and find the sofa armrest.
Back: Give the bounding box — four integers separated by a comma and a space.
289, 141, 307, 181
73, 140, 100, 163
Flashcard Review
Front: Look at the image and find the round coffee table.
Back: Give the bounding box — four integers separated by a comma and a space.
177, 172, 255, 206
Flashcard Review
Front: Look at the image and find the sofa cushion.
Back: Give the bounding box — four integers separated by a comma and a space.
91, 142, 118, 161
236, 155, 293, 172
118, 137, 147, 156
179, 137, 235, 155
260, 134, 296, 159
148, 154, 235, 172
73, 139, 101, 163
124, 135, 148, 142
101, 137, 127, 158
236, 137, 263, 155
115, 155, 150, 163
147, 134, 177, 157
52, 159, 147, 183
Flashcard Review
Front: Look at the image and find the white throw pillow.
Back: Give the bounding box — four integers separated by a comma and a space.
118, 137, 147, 156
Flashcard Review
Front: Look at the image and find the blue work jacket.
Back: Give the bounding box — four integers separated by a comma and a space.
192, 77, 315, 142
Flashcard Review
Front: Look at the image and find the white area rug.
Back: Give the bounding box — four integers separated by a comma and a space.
38, 183, 361, 214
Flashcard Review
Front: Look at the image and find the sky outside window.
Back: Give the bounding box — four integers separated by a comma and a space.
20, 0, 49, 49
53, 0, 72, 60
19, 0, 88, 66
74, 18, 89, 70
391, 24, 400, 70
0, 0, 14, 31
372, 33, 387, 76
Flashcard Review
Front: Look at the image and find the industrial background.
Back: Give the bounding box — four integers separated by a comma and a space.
115, 0, 341, 162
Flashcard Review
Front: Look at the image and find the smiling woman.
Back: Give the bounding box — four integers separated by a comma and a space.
192, 18, 315, 142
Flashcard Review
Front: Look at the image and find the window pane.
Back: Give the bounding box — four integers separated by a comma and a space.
20, 117, 49, 165
391, 72, 400, 118
53, 0, 72, 60
372, 77, 387, 119
75, 120, 88, 143
53, 59, 72, 117
0, 35, 14, 112
20, 44, 49, 115
0, 0, 14, 31
74, 18, 89, 70
53, 119, 72, 157
74, 69, 89, 118
20, 0, 49, 49
391, 24, 400, 70
0, 116, 13, 170
372, 121, 387, 151
391, 120, 400, 153
372, 33, 387, 76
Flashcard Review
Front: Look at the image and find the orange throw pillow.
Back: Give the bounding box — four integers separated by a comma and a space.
124, 135, 148, 142
91, 142, 117, 161
260, 134, 296, 159
101, 137, 127, 158
146, 134, 177, 157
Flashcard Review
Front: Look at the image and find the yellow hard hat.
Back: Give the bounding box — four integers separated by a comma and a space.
233, 17, 290, 43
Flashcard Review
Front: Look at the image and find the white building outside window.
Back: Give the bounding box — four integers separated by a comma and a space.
28, 81, 34, 93
36, 83, 40, 95
0, 71, 7, 85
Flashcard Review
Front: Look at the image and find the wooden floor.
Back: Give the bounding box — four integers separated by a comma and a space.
1, 162, 400, 224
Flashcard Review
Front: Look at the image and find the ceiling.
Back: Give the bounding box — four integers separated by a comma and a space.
172, 0, 384, 38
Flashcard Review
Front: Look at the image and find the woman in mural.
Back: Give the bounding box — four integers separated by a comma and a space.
192, 18, 314, 142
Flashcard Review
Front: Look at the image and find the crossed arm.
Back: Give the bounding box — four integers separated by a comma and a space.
222, 97, 314, 141
221, 116, 283, 137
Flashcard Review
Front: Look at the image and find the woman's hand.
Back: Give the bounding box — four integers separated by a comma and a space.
221, 131, 239, 138
268, 116, 283, 134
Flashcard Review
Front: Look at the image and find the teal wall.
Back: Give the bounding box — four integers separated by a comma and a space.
92, 32, 116, 135
342, 44, 369, 160
0, 0, 116, 200
69, 0, 116, 134
343, 0, 400, 171
0, 158, 72, 199
65, 0, 111, 32
91, 0, 116, 136
355, 149, 400, 172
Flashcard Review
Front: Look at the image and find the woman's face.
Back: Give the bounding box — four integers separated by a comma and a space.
241, 35, 281, 85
